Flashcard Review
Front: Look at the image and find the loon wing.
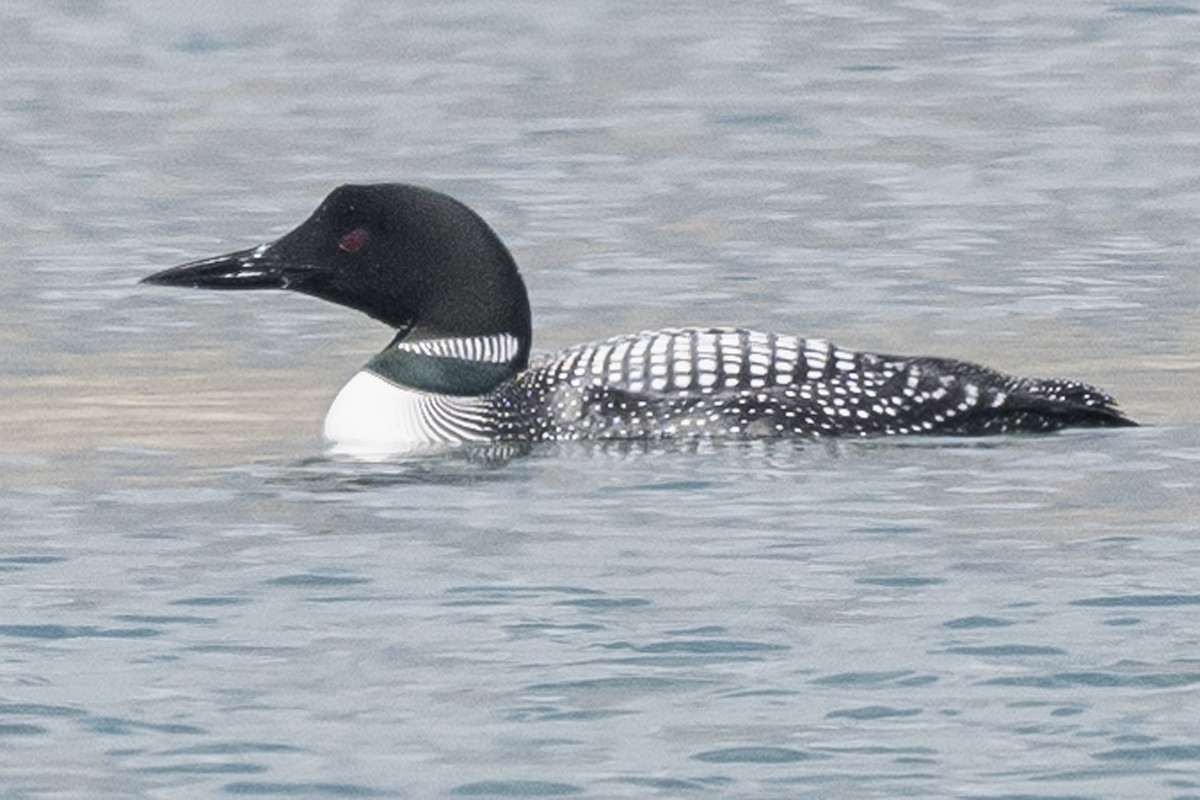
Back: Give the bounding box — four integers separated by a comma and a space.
493, 328, 1133, 440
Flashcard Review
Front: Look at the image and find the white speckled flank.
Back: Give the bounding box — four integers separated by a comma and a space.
321, 326, 1131, 452
479, 327, 1129, 443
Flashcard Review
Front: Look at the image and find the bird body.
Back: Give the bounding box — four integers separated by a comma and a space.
143, 183, 1134, 455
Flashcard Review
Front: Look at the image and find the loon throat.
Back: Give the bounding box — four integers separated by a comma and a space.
141, 182, 1136, 456
366, 332, 524, 395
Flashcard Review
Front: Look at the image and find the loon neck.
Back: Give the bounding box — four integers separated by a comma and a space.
365, 329, 525, 396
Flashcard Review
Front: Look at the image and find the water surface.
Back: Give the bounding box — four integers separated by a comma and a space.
2, 1, 1199, 797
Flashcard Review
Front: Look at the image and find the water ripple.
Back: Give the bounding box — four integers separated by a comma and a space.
1071, 594, 1200, 607
825, 705, 923, 720
944, 645, 1067, 657
224, 781, 390, 797
943, 615, 1016, 629
983, 671, 1200, 688
1093, 744, 1200, 761
693, 746, 824, 763
0, 624, 160, 639
449, 780, 583, 796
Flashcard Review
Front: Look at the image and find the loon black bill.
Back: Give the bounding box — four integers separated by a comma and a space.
141, 245, 298, 290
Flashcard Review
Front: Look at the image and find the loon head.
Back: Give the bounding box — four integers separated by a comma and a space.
142, 183, 533, 372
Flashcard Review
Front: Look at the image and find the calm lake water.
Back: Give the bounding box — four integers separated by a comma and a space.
3, 1, 1200, 798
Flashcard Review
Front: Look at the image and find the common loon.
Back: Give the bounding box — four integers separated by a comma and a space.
142, 183, 1135, 454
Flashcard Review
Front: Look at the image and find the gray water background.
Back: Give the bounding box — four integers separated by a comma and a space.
3, 1, 1200, 797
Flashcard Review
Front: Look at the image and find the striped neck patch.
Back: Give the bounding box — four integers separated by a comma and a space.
394, 333, 521, 364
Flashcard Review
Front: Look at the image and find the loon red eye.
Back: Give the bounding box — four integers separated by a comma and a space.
338, 227, 369, 253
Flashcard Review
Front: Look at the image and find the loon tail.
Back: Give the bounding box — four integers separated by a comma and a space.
998, 375, 1137, 430
899, 356, 1137, 435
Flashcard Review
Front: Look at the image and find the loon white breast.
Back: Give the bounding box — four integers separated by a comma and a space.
142, 183, 1135, 455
